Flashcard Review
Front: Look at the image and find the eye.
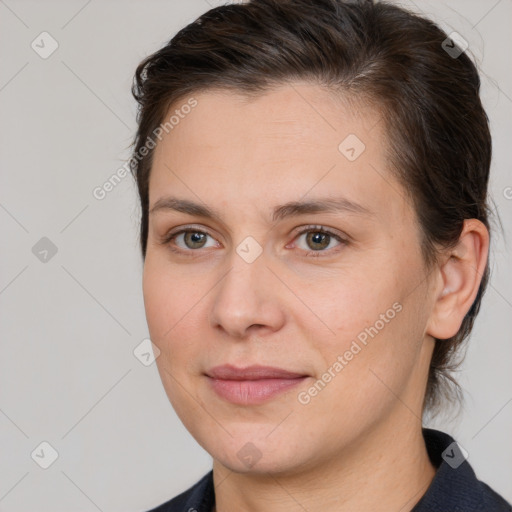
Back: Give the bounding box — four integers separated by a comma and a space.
163, 228, 218, 252
161, 225, 347, 257
291, 225, 347, 257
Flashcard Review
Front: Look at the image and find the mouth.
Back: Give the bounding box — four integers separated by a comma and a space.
205, 364, 309, 405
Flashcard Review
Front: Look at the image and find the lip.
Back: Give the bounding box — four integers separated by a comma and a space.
205, 365, 309, 405
206, 364, 307, 380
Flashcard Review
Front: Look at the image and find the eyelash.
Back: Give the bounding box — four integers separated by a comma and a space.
161, 225, 348, 258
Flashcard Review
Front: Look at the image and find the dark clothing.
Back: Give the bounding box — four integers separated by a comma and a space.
146, 428, 511, 511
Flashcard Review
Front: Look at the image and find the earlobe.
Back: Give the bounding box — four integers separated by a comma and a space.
426, 219, 489, 340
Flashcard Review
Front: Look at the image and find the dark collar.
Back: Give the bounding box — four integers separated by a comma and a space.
412, 428, 510, 511
147, 428, 511, 511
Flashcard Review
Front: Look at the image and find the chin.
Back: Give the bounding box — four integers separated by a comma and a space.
208, 437, 311, 477
218, 455, 301, 476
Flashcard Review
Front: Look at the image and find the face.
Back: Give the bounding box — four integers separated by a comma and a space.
143, 83, 437, 476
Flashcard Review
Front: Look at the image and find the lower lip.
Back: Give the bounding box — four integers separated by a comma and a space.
207, 376, 308, 405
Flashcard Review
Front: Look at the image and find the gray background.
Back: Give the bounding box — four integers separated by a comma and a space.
0, 0, 510, 510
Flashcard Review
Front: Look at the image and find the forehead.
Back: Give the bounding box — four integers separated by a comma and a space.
149, 83, 411, 226
155, 83, 380, 158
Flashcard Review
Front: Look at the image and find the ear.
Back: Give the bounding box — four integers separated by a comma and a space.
426, 219, 490, 340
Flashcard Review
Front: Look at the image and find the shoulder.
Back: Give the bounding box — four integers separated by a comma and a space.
145, 470, 214, 512
413, 428, 511, 511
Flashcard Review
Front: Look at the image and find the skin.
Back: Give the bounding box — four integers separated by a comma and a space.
142, 82, 489, 512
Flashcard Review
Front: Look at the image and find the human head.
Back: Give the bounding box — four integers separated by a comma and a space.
131, 0, 491, 424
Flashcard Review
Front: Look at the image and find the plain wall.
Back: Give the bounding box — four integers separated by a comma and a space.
0, 0, 510, 510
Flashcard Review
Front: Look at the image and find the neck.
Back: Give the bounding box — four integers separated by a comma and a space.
212, 411, 436, 512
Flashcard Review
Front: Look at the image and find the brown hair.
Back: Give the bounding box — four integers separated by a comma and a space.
130, 0, 493, 415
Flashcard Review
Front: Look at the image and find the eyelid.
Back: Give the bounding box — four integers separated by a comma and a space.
290, 224, 346, 241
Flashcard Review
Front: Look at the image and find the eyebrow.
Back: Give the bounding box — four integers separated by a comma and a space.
149, 196, 374, 223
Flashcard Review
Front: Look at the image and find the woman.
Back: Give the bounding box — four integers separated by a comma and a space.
130, 0, 511, 510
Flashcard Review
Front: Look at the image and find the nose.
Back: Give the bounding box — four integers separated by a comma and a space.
208, 248, 286, 339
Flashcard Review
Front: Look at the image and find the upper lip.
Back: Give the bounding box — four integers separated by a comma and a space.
206, 364, 307, 380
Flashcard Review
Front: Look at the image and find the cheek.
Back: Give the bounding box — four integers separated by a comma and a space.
310, 264, 421, 390
302, 308, 420, 437
143, 263, 200, 418
142, 258, 190, 364
308, 271, 395, 354
142, 257, 204, 371
142, 262, 170, 340
143, 254, 195, 336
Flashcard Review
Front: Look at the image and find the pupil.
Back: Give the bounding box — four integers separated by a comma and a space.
187, 232, 205, 248
309, 232, 328, 250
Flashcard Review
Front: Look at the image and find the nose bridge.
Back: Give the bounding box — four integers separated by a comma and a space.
209, 241, 285, 337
